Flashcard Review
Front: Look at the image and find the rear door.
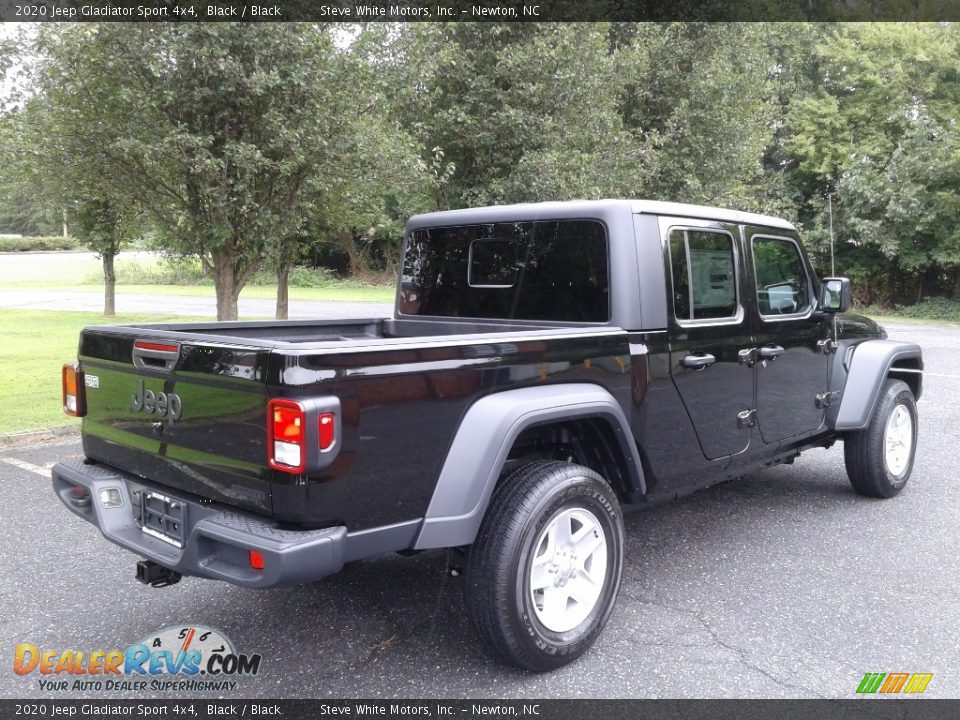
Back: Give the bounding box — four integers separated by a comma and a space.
663, 217, 755, 460
745, 228, 831, 443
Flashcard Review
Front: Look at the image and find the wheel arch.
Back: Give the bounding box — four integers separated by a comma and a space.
833, 340, 923, 431
413, 384, 644, 550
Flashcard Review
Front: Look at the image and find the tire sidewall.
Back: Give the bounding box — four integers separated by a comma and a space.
508, 472, 623, 668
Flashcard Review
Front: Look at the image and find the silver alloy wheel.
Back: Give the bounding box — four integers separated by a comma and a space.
884, 403, 913, 477
528, 507, 608, 633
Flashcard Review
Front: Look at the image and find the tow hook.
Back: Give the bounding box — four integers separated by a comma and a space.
136, 560, 182, 588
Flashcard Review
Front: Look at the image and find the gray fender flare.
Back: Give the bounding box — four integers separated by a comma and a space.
834, 340, 923, 431
413, 383, 644, 550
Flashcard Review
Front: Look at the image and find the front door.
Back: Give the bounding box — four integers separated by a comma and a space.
664, 218, 755, 460
745, 228, 831, 443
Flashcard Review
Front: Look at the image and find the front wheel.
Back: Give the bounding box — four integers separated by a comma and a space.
464, 460, 624, 672
844, 379, 918, 498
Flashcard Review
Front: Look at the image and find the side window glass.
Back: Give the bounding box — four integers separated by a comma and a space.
752, 237, 811, 316
669, 229, 738, 322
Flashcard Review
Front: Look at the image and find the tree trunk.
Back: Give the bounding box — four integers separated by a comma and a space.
276, 262, 290, 320
214, 279, 240, 320
62, 209, 68, 238
952, 272, 960, 300
212, 262, 241, 321
210, 245, 254, 321
102, 251, 116, 317
335, 230, 369, 278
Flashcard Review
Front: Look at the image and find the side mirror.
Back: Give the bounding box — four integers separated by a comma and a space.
819, 277, 851, 313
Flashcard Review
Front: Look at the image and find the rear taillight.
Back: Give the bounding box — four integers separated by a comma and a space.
62, 363, 86, 417
267, 400, 338, 473
268, 399, 306, 473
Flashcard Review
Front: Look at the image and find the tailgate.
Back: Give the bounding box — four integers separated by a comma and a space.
77, 328, 274, 515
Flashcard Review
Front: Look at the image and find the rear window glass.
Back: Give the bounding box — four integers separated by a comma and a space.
399, 219, 609, 322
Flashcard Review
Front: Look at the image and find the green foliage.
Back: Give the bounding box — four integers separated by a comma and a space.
16, 24, 413, 319
862, 298, 960, 323
0, 235, 79, 252
389, 23, 782, 212
779, 23, 960, 303
82, 259, 210, 286
281, 266, 337, 289
4, 21, 960, 318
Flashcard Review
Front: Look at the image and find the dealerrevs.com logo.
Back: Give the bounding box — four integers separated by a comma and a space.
13, 625, 262, 693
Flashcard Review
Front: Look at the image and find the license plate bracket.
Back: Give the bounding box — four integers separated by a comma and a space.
139, 491, 185, 548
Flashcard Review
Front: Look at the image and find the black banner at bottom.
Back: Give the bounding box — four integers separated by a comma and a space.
2, 699, 959, 720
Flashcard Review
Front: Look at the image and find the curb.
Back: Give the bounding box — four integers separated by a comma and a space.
0, 424, 80, 450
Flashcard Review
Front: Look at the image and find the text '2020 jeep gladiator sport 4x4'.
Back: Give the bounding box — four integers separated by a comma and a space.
53, 200, 922, 671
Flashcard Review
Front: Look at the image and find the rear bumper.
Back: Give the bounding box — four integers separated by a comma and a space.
52, 458, 347, 588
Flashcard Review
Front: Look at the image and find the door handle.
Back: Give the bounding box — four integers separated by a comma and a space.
680, 353, 716, 370
758, 345, 785, 360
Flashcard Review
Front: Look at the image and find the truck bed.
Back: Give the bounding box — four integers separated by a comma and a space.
76, 316, 631, 527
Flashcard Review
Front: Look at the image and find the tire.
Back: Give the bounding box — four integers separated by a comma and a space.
844, 379, 918, 498
464, 460, 624, 672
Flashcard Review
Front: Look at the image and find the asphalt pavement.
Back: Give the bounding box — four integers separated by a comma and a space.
1, 320, 958, 700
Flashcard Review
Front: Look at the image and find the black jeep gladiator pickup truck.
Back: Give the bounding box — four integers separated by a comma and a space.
53, 199, 922, 671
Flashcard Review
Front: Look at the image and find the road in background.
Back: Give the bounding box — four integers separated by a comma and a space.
0, 250, 393, 318
0, 289, 392, 319
1, 321, 958, 699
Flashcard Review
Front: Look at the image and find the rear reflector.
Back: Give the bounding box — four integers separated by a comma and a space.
62, 363, 86, 417
249, 550, 265, 570
319, 412, 335, 452
267, 399, 306, 473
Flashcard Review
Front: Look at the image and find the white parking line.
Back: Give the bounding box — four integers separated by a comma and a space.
0, 457, 52, 477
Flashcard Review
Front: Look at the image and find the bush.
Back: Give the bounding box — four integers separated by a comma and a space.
0, 235, 81, 251
248, 266, 336, 288
860, 297, 960, 323
82, 258, 211, 286
289, 266, 337, 287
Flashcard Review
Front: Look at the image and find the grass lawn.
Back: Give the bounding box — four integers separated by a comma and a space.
0, 309, 205, 435
0, 251, 121, 285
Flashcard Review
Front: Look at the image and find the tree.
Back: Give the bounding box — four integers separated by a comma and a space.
28, 24, 351, 320
839, 117, 960, 302
391, 24, 646, 208
391, 23, 780, 212
70, 196, 139, 316
1, 93, 140, 315
615, 23, 781, 210
778, 23, 960, 301
268, 26, 430, 319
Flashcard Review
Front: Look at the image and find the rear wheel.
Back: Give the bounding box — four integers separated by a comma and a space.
464, 460, 624, 672
844, 379, 918, 498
